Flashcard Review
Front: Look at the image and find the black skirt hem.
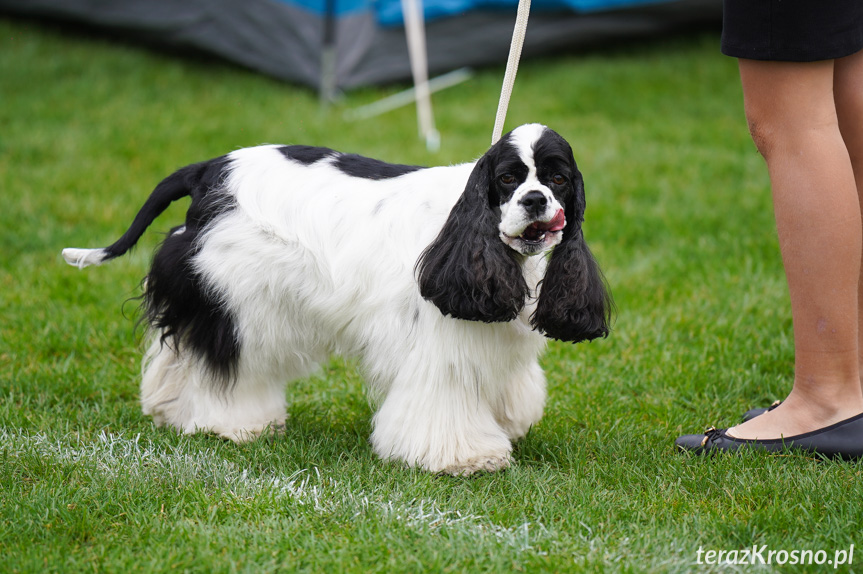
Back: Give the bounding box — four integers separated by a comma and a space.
721, 43, 863, 63
721, 0, 863, 62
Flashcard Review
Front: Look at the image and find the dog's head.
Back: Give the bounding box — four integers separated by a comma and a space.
416, 123, 612, 343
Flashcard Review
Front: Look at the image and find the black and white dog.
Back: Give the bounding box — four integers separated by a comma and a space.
62, 123, 611, 475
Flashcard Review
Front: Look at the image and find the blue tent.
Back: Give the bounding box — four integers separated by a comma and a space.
0, 0, 720, 89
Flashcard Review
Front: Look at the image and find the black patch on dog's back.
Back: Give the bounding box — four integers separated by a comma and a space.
334, 154, 423, 180
279, 145, 336, 166
143, 157, 242, 388
279, 144, 423, 180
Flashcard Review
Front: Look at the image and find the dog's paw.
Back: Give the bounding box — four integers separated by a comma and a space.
214, 420, 287, 444
439, 452, 511, 477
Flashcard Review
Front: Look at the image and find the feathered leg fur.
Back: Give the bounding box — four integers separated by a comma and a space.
140, 337, 290, 442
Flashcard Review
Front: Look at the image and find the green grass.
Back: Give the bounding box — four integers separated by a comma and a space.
1, 17, 861, 573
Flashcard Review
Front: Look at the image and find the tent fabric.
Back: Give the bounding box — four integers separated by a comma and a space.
374, 0, 688, 26
278, 0, 692, 23
0, 0, 721, 89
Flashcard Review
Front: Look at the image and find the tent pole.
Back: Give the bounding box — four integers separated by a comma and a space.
401, 0, 440, 151
320, 0, 338, 104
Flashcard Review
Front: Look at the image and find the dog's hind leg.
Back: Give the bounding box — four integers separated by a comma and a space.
140, 337, 289, 442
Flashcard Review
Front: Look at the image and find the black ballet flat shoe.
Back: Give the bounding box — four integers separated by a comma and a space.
675, 411, 863, 460
741, 399, 782, 422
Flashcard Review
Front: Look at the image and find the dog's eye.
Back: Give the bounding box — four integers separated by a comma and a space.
499, 174, 516, 185
552, 174, 567, 185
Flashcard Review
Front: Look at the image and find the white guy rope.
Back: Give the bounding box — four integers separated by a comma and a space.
344, 68, 473, 121
491, 0, 531, 145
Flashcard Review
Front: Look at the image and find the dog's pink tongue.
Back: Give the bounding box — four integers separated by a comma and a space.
536, 209, 565, 232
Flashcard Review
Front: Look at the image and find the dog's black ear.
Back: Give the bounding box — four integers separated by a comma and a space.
416, 154, 529, 322
532, 170, 613, 342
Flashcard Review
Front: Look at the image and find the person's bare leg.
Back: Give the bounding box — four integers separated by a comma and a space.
833, 49, 863, 391
729, 58, 863, 440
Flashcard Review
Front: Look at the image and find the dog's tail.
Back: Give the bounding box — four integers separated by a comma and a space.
62, 161, 211, 269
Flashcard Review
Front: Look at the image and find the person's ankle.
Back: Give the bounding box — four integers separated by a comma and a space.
780, 387, 863, 423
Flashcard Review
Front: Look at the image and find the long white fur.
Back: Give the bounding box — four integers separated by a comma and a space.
134, 142, 553, 475
62, 247, 109, 269
62, 124, 586, 476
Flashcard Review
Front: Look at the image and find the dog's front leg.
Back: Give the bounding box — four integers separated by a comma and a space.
493, 360, 547, 441
369, 361, 513, 476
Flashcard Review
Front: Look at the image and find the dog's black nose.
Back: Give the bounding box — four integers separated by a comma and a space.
519, 191, 548, 217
